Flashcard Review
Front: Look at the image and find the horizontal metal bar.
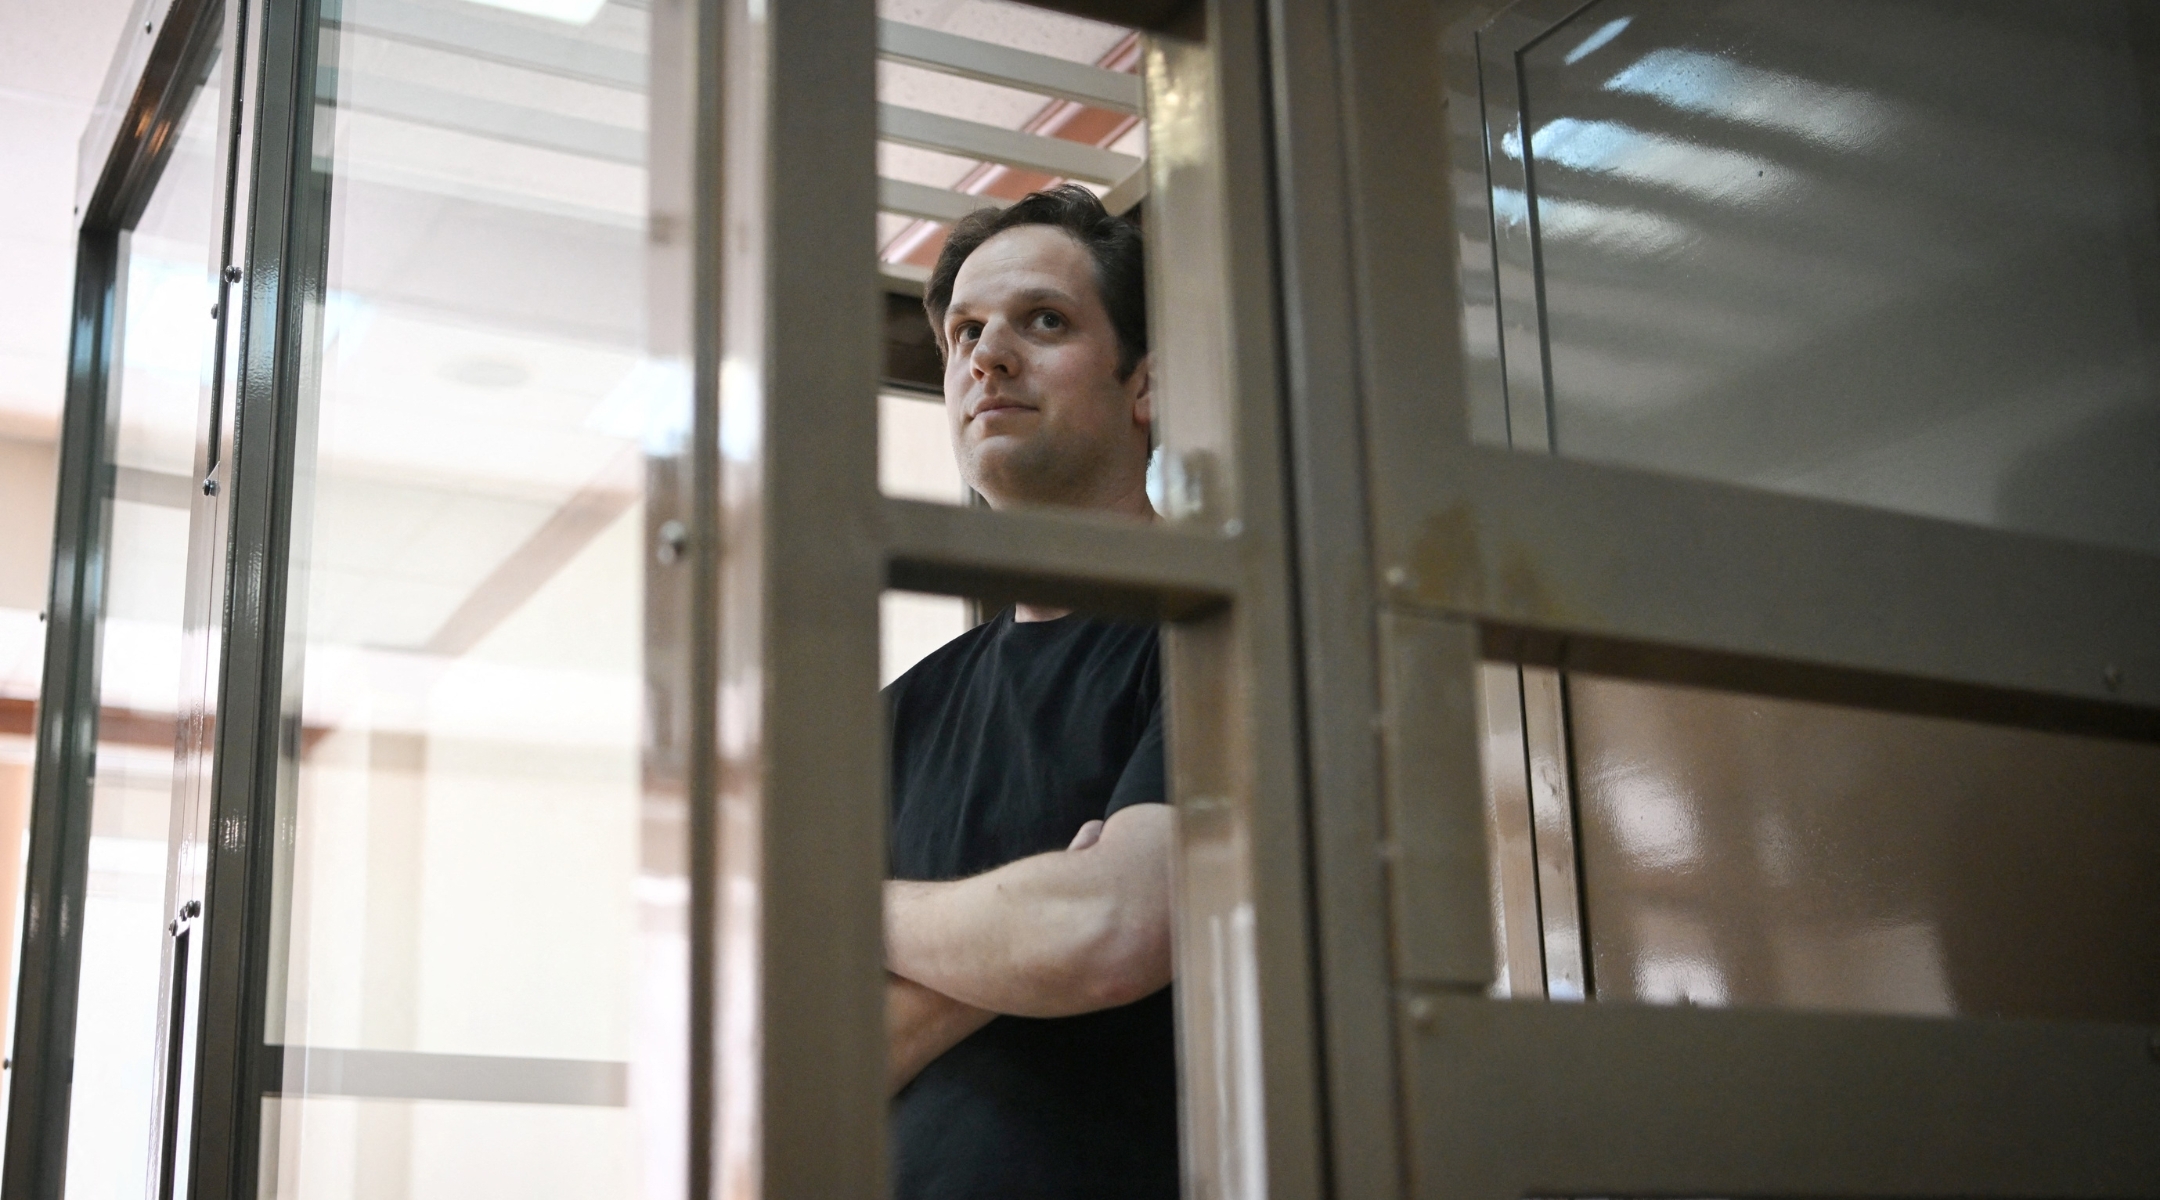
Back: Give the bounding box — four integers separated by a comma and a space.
877, 18, 1141, 114
1381, 447, 2160, 740
1401, 993, 2160, 1199
878, 103, 1139, 184
77, 0, 225, 228
882, 497, 1238, 621
327, 0, 646, 90
879, 177, 1005, 224
320, 68, 643, 164
317, 79, 1131, 195
1099, 162, 1147, 216
264, 1045, 627, 1107
879, 262, 929, 295
324, 8, 1146, 164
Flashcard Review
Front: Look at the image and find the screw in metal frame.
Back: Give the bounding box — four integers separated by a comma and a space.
1405, 995, 1438, 1033
656, 519, 689, 565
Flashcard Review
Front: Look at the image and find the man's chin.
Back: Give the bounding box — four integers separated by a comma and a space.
967, 439, 1063, 505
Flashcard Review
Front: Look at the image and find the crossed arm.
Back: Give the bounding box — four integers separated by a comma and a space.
885, 803, 1174, 1095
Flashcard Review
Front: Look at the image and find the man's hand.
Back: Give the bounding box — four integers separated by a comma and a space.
885, 804, 1173, 1018
887, 974, 994, 1096
1066, 819, 1104, 851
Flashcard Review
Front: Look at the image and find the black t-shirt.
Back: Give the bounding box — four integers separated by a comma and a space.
885, 609, 1179, 1200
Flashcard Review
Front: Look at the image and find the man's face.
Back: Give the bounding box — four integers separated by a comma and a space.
940, 224, 1151, 513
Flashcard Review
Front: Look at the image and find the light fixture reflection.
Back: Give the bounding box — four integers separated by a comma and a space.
1502, 116, 1791, 203
1492, 186, 1695, 257
464, 0, 609, 26
1562, 15, 1632, 66
1604, 48, 1891, 151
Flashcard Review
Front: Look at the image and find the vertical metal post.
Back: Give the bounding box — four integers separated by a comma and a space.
1, 228, 121, 1200
187, 0, 329, 1192
714, 0, 887, 1194
643, 0, 721, 1195
1146, 3, 1326, 1196
1256, 0, 1418, 1187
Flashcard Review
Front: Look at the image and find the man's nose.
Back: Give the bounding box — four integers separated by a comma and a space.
969, 319, 1019, 378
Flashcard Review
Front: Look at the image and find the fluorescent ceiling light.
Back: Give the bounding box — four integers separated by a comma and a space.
465, 0, 608, 26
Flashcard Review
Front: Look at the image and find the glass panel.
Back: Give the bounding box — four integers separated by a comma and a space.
1566, 674, 2160, 1022
271, 1, 657, 1193
64, 54, 224, 1200
264, 1097, 635, 1200
1499, 0, 2160, 555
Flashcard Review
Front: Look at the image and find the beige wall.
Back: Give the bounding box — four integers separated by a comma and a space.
0, 760, 32, 1050
0, 435, 57, 614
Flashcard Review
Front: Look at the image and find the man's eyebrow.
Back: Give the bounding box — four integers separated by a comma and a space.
945, 286, 1081, 322
1007, 286, 1080, 307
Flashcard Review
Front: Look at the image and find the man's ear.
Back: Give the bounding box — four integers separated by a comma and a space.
1128, 354, 1153, 427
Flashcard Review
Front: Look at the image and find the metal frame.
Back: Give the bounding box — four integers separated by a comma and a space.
711, 0, 1325, 1194
3, 0, 231, 1193
3, 221, 123, 1200
643, 0, 721, 1193
184, 0, 327, 1191
1263, 0, 2160, 1193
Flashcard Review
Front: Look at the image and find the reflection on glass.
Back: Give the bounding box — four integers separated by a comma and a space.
1568, 674, 2160, 1022
270, 1, 654, 1194
1496, 0, 2160, 555
64, 56, 222, 1200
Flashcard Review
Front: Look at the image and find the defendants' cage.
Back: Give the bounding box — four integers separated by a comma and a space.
10, 0, 2160, 1198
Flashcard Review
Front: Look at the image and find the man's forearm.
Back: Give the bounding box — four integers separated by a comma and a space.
886, 805, 1173, 1018
887, 974, 994, 1096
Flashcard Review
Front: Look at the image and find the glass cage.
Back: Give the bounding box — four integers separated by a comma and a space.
7, 0, 2157, 1198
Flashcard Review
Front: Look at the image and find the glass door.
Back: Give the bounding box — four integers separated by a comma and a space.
64, 50, 226, 1200
250, 1, 669, 1195
2, 5, 234, 1196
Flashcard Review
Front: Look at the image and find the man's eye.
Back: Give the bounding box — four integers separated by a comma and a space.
956, 323, 981, 341
1034, 311, 1065, 330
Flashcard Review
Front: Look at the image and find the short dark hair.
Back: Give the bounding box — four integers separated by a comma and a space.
923, 184, 1147, 379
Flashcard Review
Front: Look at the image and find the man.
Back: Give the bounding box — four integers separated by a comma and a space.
881, 185, 1179, 1199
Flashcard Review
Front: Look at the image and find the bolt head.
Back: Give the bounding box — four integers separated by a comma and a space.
1405, 995, 1438, 1032
655, 519, 688, 565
